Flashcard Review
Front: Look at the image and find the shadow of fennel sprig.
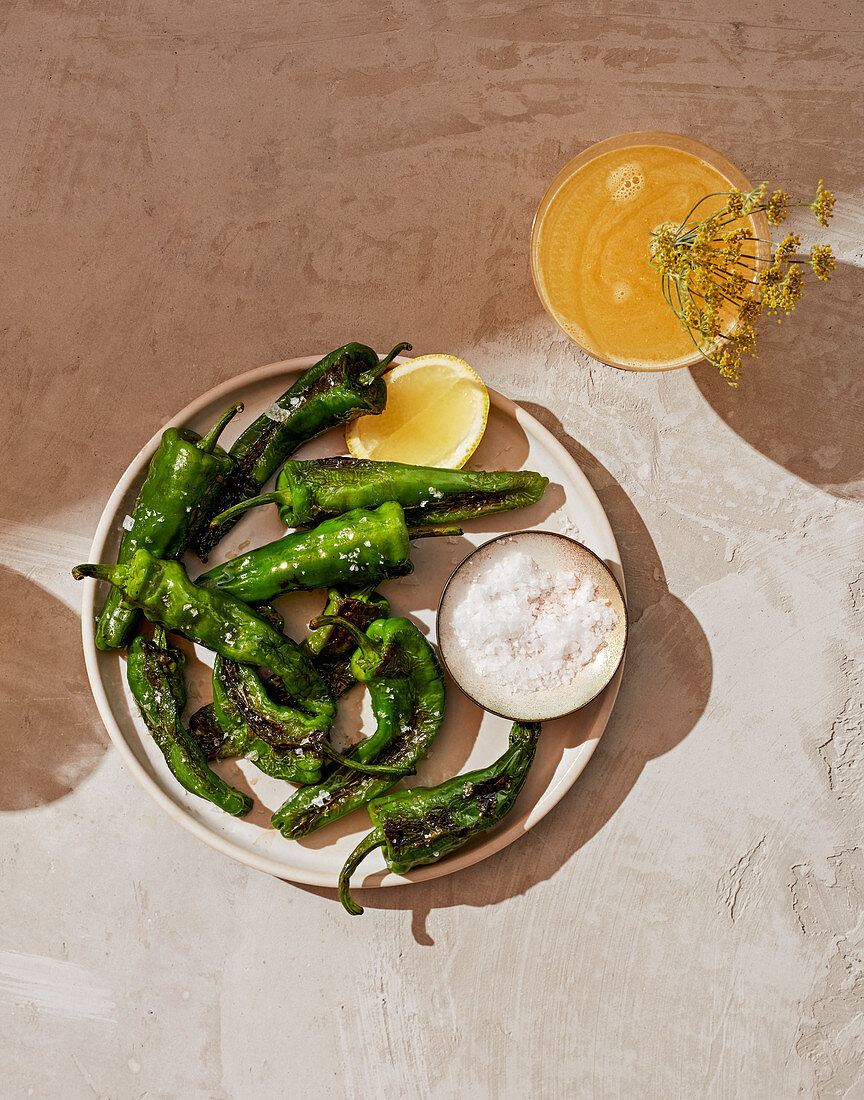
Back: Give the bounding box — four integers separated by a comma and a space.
649, 180, 836, 386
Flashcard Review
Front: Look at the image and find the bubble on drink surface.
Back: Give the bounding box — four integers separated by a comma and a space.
607, 162, 644, 203
612, 281, 631, 303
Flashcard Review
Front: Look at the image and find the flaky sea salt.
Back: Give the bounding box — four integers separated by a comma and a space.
448, 548, 617, 694
263, 395, 303, 422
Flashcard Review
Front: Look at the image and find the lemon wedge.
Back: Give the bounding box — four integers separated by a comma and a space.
346, 354, 490, 468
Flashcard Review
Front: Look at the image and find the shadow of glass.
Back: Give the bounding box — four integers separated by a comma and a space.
297, 408, 713, 940
691, 260, 864, 498
0, 566, 109, 810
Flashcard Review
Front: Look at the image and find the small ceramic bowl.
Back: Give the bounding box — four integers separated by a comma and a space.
436, 531, 628, 722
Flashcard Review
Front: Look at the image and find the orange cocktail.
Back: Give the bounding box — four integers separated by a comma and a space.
531, 132, 766, 371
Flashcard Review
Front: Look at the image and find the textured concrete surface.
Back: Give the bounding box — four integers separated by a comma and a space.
2, 2, 863, 1097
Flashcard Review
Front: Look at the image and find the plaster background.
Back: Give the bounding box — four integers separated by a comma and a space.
1, 2, 863, 1097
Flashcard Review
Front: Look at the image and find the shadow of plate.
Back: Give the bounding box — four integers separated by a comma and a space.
0, 566, 109, 811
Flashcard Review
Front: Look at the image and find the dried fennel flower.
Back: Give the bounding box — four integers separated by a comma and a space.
811, 181, 835, 227
765, 190, 790, 225
810, 244, 835, 281
649, 180, 836, 386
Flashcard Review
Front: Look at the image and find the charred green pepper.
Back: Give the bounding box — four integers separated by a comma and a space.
271, 615, 446, 839
126, 627, 252, 817
339, 720, 541, 914
196, 501, 459, 604
187, 652, 401, 784
74, 549, 335, 735
302, 585, 390, 697
217, 657, 329, 783
214, 457, 549, 529
188, 701, 238, 760
191, 342, 411, 558
96, 403, 242, 651
186, 601, 336, 783
208, 655, 331, 783
187, 665, 287, 774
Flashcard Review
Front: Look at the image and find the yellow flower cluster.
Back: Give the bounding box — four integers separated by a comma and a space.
811, 181, 835, 227
810, 244, 835, 280
648, 180, 836, 386
775, 232, 800, 262
766, 190, 790, 225
726, 189, 745, 217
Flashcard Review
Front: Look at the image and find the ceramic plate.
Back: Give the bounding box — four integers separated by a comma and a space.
79, 356, 625, 890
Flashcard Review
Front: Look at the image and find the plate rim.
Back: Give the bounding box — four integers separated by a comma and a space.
79, 355, 625, 890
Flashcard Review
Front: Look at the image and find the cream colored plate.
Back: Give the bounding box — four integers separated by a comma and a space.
79, 356, 626, 891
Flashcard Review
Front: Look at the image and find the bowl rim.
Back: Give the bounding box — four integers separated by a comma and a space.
435, 529, 629, 722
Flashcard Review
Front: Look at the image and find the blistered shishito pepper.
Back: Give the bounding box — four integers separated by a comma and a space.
271, 616, 446, 839
191, 342, 411, 558
126, 627, 252, 817
214, 458, 549, 530
196, 502, 459, 604
184, 601, 336, 784
73, 549, 335, 734
95, 403, 242, 651
210, 656, 328, 783
191, 591, 394, 775
338, 721, 541, 914
188, 652, 403, 784
188, 701, 240, 761
301, 585, 391, 697
189, 689, 296, 779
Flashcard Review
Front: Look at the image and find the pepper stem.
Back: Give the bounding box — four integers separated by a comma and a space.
407, 523, 464, 540
323, 743, 415, 777
211, 489, 288, 527
152, 625, 167, 649
360, 342, 413, 384
308, 615, 381, 664
338, 828, 386, 915
72, 562, 124, 584
198, 402, 244, 454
